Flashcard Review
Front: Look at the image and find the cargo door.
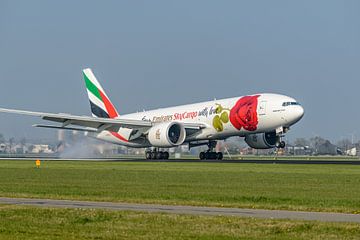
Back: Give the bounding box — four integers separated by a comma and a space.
259, 101, 267, 116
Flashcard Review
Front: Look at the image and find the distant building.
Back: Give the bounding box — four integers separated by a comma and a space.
30, 145, 54, 154
286, 145, 313, 155
345, 147, 357, 156
0, 143, 6, 153
13, 144, 27, 154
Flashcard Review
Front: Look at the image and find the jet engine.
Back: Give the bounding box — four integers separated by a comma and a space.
147, 122, 186, 147
244, 131, 279, 149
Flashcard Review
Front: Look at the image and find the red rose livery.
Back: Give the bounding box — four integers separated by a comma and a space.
229, 95, 260, 131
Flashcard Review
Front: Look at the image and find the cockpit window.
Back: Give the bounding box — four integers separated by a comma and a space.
282, 102, 300, 107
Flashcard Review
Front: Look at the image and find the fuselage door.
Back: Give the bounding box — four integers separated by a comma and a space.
259, 101, 267, 116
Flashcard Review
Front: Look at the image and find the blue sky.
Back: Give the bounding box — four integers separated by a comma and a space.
0, 1, 359, 142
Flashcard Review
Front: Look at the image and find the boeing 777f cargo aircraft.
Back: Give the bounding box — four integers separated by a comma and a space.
0, 69, 304, 160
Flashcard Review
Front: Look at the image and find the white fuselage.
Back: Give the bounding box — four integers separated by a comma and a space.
95, 93, 304, 148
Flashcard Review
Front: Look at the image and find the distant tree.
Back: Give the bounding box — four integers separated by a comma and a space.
310, 136, 337, 155
9, 137, 15, 153
20, 138, 26, 147
28, 145, 35, 152
309, 136, 325, 149
224, 142, 240, 154
337, 139, 352, 151
0, 134, 5, 143
293, 138, 309, 147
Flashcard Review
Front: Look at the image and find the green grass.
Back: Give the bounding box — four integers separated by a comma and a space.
0, 205, 359, 240
0, 160, 360, 213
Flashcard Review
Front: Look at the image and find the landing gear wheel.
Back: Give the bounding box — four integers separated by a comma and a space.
156, 151, 163, 159
276, 141, 286, 149
197, 141, 224, 160
199, 151, 223, 160
145, 150, 170, 160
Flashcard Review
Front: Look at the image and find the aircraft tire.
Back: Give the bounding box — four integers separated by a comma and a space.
150, 151, 157, 159
146, 150, 170, 160
200, 151, 224, 160
156, 151, 163, 159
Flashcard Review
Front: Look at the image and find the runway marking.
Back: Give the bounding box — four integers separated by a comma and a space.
0, 197, 359, 223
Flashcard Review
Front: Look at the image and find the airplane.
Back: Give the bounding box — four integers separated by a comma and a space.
0, 68, 304, 160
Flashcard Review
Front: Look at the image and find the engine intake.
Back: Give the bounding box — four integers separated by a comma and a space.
245, 131, 279, 149
147, 122, 186, 147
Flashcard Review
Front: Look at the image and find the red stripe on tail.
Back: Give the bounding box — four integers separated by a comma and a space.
98, 90, 128, 142
99, 91, 118, 118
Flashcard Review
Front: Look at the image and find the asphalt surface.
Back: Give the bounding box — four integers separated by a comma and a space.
120, 159, 360, 165
1, 197, 360, 223
1, 157, 360, 164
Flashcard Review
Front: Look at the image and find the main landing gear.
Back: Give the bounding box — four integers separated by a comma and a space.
145, 149, 169, 160
199, 151, 223, 160
198, 141, 223, 160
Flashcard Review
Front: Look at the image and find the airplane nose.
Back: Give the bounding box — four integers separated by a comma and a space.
285, 105, 304, 125
297, 105, 305, 120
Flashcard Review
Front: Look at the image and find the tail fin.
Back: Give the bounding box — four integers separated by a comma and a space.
83, 68, 119, 118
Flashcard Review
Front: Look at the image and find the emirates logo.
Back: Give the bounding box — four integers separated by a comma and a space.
155, 129, 161, 139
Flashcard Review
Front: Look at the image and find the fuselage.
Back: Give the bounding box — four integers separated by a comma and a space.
95, 93, 304, 148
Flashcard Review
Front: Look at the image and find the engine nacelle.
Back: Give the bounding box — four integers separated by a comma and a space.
147, 122, 186, 147
245, 131, 279, 149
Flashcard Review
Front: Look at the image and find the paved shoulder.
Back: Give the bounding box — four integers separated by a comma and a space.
0, 197, 359, 223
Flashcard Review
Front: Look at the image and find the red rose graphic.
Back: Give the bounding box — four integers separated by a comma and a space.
229, 95, 260, 131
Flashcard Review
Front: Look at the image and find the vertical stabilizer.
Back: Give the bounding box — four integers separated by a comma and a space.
83, 68, 119, 118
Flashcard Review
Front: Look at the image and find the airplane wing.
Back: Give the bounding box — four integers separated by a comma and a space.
0, 108, 207, 135
0, 108, 152, 132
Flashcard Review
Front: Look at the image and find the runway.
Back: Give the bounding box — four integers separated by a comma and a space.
1, 197, 359, 223
121, 159, 360, 165
0, 157, 360, 165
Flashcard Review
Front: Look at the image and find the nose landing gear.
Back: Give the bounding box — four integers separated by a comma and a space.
276, 140, 286, 149
275, 127, 287, 149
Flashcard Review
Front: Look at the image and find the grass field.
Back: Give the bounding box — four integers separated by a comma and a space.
0, 160, 360, 213
0, 205, 359, 240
